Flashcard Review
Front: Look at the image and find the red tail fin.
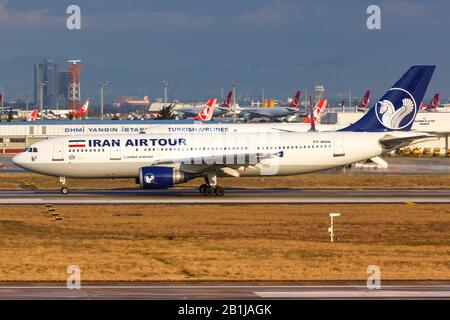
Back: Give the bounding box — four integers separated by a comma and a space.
222, 91, 233, 108
430, 93, 440, 108
420, 93, 440, 110
193, 98, 216, 121
303, 99, 327, 124
73, 101, 89, 117
288, 91, 301, 109
360, 90, 370, 109
26, 108, 38, 121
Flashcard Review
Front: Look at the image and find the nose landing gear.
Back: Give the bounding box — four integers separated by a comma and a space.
59, 177, 69, 195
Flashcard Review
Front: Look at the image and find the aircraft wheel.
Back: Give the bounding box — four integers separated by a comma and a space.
214, 186, 225, 196
203, 186, 214, 196
199, 184, 208, 194
60, 187, 69, 195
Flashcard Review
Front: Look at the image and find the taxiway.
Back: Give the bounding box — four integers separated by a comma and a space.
0, 188, 450, 204
0, 282, 448, 299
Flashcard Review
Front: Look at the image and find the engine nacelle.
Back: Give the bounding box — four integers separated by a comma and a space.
139, 166, 192, 189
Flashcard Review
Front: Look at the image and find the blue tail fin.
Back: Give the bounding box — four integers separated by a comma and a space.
341, 65, 435, 132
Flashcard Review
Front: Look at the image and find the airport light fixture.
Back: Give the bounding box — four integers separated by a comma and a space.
261, 88, 265, 109
231, 80, 239, 122
163, 80, 171, 108
56, 95, 61, 112
38, 80, 47, 118
328, 213, 341, 242
99, 81, 109, 120
0, 87, 3, 112
349, 88, 352, 113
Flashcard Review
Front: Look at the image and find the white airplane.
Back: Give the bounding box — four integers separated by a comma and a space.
13, 66, 436, 196
177, 92, 232, 119
239, 90, 301, 121
46, 101, 89, 119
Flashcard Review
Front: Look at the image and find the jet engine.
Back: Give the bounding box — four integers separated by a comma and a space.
138, 166, 194, 189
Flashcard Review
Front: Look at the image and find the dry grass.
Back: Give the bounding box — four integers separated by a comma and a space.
0, 204, 448, 281
2, 173, 450, 190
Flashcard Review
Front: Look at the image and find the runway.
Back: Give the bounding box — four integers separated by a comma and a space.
0, 188, 450, 204
0, 282, 448, 299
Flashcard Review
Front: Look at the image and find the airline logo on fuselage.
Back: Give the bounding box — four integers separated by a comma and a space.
87, 138, 187, 147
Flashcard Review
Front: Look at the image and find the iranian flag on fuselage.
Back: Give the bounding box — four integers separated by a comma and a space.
68, 139, 86, 148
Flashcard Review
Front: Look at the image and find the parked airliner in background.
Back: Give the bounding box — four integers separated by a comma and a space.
13, 66, 436, 196
356, 90, 371, 112
26, 109, 38, 121
177, 92, 232, 119
420, 93, 440, 111
42, 101, 90, 119
303, 99, 327, 124
240, 90, 301, 121
192, 98, 217, 121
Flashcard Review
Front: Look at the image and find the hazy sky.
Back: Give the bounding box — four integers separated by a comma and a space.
0, 0, 449, 100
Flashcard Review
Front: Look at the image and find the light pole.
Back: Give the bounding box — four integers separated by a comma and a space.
56, 95, 61, 112
99, 81, 109, 120
349, 88, 352, 113
0, 87, 3, 112
231, 80, 239, 122
38, 80, 47, 118
162, 80, 171, 108
261, 88, 265, 109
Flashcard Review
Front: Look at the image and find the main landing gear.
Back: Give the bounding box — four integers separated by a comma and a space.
60, 177, 69, 195
199, 171, 225, 196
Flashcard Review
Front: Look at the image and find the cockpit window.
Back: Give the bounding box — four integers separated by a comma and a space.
33, 148, 38, 153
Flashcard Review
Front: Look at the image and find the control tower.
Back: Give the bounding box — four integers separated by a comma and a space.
67, 60, 82, 110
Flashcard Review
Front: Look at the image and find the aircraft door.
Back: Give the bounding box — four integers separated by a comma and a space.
110, 147, 121, 160
52, 142, 64, 161
333, 138, 345, 157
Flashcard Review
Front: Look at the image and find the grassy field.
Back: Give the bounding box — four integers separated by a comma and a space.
2, 172, 450, 190
0, 204, 448, 281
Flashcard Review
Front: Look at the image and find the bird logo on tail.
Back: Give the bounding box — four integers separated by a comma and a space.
303, 99, 327, 124
193, 98, 216, 121
375, 88, 416, 130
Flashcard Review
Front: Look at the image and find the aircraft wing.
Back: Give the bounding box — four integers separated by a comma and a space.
176, 109, 197, 119
244, 109, 275, 118
150, 151, 284, 176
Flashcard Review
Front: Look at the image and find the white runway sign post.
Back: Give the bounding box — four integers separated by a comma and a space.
328, 213, 341, 242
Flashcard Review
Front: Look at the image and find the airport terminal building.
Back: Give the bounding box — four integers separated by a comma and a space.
0, 111, 449, 154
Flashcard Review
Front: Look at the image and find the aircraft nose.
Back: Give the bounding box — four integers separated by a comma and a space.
12, 152, 27, 169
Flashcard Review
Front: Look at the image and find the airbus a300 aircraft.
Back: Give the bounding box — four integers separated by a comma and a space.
177, 92, 232, 119
46, 101, 90, 119
13, 66, 435, 196
240, 90, 301, 121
